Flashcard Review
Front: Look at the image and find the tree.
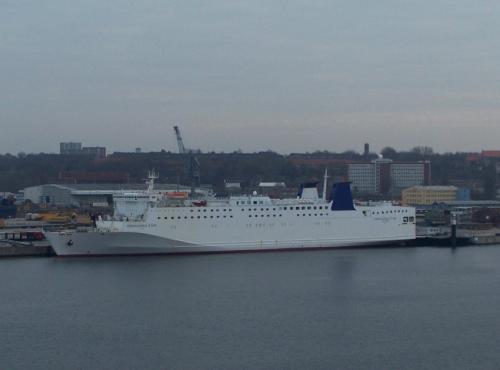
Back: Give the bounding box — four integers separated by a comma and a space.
411, 146, 434, 157
381, 147, 397, 159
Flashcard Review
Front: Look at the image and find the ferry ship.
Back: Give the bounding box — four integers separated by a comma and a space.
44, 171, 416, 256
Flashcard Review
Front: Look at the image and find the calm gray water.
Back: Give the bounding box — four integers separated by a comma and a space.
1, 246, 500, 370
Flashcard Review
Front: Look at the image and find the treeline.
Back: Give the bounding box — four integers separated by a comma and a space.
0, 149, 497, 198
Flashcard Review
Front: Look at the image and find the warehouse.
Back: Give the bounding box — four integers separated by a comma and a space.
21, 183, 211, 208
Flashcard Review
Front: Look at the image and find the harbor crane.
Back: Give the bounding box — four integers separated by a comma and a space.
174, 126, 186, 154
173, 125, 200, 195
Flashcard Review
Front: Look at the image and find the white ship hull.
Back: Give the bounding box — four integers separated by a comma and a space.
45, 231, 411, 256
45, 206, 416, 256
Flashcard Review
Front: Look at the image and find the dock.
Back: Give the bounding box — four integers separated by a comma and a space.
0, 241, 53, 257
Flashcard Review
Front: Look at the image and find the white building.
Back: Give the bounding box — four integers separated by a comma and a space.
348, 163, 377, 194
348, 159, 431, 196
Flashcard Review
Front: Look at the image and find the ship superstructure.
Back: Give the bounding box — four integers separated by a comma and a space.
44, 171, 416, 256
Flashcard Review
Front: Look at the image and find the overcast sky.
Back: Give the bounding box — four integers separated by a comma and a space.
1, 0, 500, 154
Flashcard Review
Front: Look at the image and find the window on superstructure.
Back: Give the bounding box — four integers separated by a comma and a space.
171, 217, 175, 220
301, 206, 305, 210
307, 206, 311, 210
253, 201, 257, 205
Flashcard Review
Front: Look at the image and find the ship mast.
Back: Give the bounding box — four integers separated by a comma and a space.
322, 168, 329, 201
146, 170, 159, 192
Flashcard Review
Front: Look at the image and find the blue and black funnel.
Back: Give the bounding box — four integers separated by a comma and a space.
330, 182, 355, 211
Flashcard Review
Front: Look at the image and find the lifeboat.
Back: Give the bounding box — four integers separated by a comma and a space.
192, 200, 207, 207
166, 191, 189, 200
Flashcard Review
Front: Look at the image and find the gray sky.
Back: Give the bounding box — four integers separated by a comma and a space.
1, 0, 500, 154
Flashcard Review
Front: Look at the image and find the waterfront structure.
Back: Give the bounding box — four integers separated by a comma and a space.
44, 172, 416, 256
21, 183, 211, 208
349, 159, 431, 196
402, 186, 458, 206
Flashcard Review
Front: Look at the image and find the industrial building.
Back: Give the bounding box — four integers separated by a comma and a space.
59, 142, 82, 155
21, 183, 212, 208
59, 142, 106, 159
402, 186, 458, 205
348, 159, 431, 196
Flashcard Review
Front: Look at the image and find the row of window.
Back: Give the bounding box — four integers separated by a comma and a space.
236, 200, 266, 205
187, 208, 231, 213
373, 209, 410, 215
157, 207, 409, 217
158, 215, 234, 220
